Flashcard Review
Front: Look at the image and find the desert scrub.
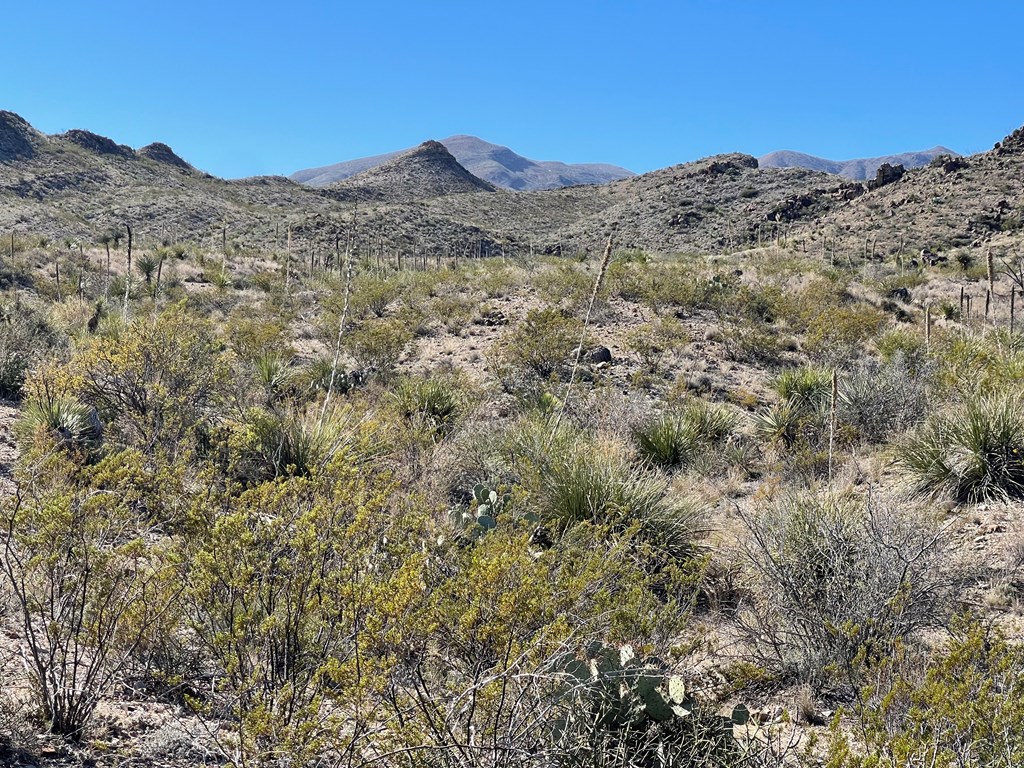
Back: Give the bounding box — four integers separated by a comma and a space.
932, 329, 1024, 397
896, 392, 1024, 502
493, 307, 585, 384
632, 399, 739, 471
342, 317, 414, 380
827, 618, 1024, 768
350, 273, 399, 318
61, 304, 229, 457
737, 490, 952, 691
837, 357, 929, 443
624, 316, 689, 374
0, 447, 179, 738
0, 301, 63, 399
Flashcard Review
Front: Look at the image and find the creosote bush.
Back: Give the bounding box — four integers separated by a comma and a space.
737, 490, 952, 691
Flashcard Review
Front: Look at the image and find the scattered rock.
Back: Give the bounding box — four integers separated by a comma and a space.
589, 346, 613, 364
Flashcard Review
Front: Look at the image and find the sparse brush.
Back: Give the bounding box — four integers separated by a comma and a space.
896, 393, 1024, 502
837, 356, 929, 442
738, 490, 953, 690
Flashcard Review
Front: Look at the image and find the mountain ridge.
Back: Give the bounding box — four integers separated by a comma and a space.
758, 146, 958, 180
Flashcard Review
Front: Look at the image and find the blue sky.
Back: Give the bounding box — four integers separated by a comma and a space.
4, 1, 1023, 179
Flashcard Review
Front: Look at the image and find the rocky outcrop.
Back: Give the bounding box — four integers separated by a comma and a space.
61, 129, 134, 158
867, 163, 905, 190
0, 111, 39, 161
138, 142, 192, 169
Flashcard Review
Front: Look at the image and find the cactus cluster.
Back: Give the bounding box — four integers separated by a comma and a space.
449, 483, 509, 541
552, 641, 749, 733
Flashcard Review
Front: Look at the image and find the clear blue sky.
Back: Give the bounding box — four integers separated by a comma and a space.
4, 1, 1022, 179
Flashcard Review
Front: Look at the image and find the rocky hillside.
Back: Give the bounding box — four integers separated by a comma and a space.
292, 135, 635, 190
2, 110, 1023, 264
759, 146, 955, 180
327, 141, 496, 203
807, 129, 1024, 257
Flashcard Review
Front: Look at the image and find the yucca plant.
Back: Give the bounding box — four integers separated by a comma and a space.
773, 366, 832, 412
253, 351, 294, 403
392, 376, 465, 439
240, 407, 365, 479
633, 399, 738, 471
543, 445, 706, 564
896, 393, 1024, 502
16, 393, 99, 448
136, 254, 159, 285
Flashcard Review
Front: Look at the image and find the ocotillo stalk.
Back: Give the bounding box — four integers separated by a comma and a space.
1012, 289, 1017, 334
54, 253, 61, 302
987, 248, 995, 295
925, 304, 932, 351
549, 237, 614, 441
285, 226, 292, 299
321, 232, 355, 423
123, 223, 133, 322
8, 232, 13, 263
828, 369, 838, 481
986, 289, 991, 320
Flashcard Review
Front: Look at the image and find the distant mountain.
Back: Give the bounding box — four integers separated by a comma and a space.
758, 146, 957, 180
292, 135, 636, 191
328, 140, 496, 203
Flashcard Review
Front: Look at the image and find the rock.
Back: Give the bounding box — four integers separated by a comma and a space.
867, 162, 906, 190
589, 346, 612, 364
888, 287, 912, 303
0, 110, 39, 161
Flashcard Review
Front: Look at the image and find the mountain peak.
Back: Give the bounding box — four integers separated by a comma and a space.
60, 129, 135, 158
138, 142, 193, 169
759, 146, 956, 180
292, 135, 634, 191
328, 139, 495, 203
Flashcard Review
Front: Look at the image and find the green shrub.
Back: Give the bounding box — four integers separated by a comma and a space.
343, 318, 414, 379
828, 618, 1024, 768
896, 393, 1024, 501
496, 308, 584, 382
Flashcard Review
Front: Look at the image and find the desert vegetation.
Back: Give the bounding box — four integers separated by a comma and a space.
0, 163, 1023, 768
